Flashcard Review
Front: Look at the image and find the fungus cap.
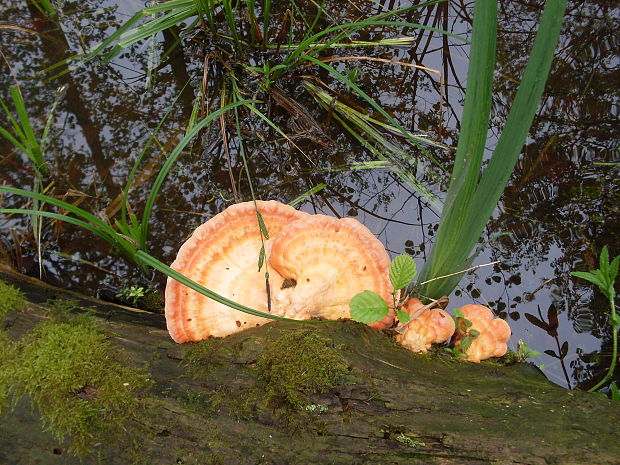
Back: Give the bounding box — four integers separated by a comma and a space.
165, 201, 309, 342
395, 298, 455, 353
269, 214, 394, 329
454, 304, 511, 362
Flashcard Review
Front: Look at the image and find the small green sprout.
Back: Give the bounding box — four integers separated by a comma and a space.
517, 339, 541, 361
116, 285, 147, 306
444, 309, 479, 359
572, 246, 618, 392
349, 254, 416, 324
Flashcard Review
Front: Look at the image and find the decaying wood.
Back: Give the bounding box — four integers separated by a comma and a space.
0, 265, 618, 465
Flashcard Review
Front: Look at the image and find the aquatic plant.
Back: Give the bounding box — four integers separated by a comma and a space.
416, 0, 567, 298
572, 246, 619, 392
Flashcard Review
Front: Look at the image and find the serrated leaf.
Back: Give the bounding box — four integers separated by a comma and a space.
460, 336, 473, 353
389, 254, 417, 290
349, 290, 389, 323
396, 309, 410, 323
469, 329, 480, 338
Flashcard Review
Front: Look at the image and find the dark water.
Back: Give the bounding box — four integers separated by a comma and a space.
0, 1, 618, 390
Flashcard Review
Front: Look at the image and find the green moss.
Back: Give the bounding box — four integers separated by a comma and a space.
0, 280, 26, 322
182, 338, 226, 379
137, 290, 164, 313
256, 330, 349, 410
2, 314, 151, 456
0, 331, 14, 412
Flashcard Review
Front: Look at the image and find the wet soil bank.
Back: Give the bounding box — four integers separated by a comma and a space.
1, 266, 618, 465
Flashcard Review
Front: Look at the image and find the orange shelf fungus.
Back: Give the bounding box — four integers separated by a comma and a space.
269, 214, 394, 330
165, 200, 308, 342
453, 305, 512, 362
165, 201, 395, 343
395, 298, 455, 353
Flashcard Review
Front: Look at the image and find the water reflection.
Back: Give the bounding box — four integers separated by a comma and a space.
0, 0, 618, 389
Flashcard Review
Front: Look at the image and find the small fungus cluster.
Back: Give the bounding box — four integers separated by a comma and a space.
165, 201, 511, 362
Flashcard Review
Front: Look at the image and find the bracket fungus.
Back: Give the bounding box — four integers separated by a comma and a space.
269, 214, 394, 330
394, 298, 455, 353
165, 201, 395, 342
453, 305, 512, 362
165, 200, 308, 342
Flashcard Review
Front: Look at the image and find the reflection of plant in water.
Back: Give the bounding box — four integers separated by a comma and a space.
525, 303, 572, 388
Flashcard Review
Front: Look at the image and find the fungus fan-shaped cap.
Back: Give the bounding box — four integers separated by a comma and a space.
454, 304, 512, 362
395, 298, 455, 353
165, 201, 309, 343
269, 214, 394, 329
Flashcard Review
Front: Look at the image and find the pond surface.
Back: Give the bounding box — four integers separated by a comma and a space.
0, 0, 618, 390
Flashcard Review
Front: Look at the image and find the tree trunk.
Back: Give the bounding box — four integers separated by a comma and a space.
0, 264, 617, 465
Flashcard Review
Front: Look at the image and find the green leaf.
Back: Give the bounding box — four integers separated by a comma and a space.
256, 210, 269, 239
417, 0, 567, 299
396, 309, 410, 324
349, 291, 389, 324
460, 336, 473, 353
258, 244, 265, 272
389, 255, 417, 290
469, 329, 480, 338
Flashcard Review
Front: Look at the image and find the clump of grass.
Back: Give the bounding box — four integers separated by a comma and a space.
1, 313, 151, 456
0, 280, 26, 322
256, 330, 349, 410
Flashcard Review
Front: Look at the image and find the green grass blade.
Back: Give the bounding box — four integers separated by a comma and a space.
0, 208, 119, 248
417, 0, 497, 294
136, 250, 325, 323
288, 183, 326, 206
121, 80, 191, 245
464, 0, 567, 241
418, 0, 567, 298
139, 99, 254, 247
0, 186, 119, 239
9, 87, 45, 172
304, 81, 443, 211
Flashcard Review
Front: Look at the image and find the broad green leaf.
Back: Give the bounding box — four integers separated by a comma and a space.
395, 309, 410, 324
349, 290, 389, 324
389, 255, 417, 290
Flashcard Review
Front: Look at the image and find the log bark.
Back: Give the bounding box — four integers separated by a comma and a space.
1, 265, 618, 465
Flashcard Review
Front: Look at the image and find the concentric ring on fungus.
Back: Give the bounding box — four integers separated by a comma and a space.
165, 201, 308, 342
269, 214, 394, 330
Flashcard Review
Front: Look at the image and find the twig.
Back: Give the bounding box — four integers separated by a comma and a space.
418, 261, 500, 286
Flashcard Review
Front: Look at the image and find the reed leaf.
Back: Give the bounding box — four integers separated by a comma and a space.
417, 0, 567, 298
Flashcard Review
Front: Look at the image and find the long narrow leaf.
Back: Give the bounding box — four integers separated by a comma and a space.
418, 0, 566, 298
140, 99, 254, 246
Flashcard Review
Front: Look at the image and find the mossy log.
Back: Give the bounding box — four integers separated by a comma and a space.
0, 265, 618, 465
